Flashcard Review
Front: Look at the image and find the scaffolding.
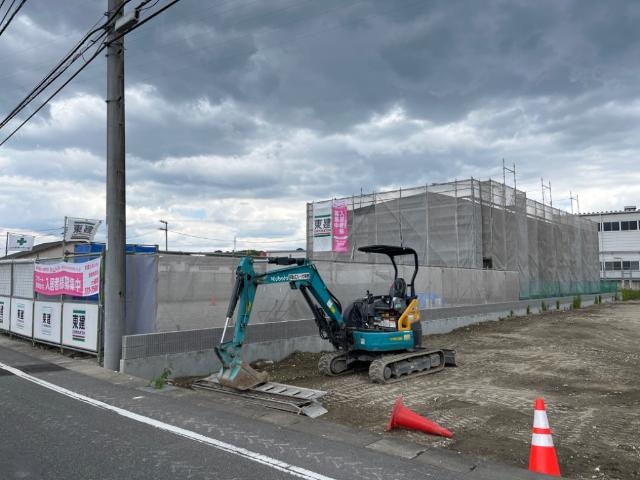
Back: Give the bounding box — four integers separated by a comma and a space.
307, 179, 601, 300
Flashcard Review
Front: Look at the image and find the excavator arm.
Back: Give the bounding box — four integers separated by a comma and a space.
214, 256, 345, 390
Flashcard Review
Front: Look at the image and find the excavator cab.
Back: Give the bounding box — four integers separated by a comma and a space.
345, 245, 423, 348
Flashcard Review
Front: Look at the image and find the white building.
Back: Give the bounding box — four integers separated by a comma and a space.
581, 206, 640, 288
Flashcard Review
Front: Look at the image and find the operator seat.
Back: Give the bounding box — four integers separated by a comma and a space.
389, 277, 407, 299
389, 278, 407, 312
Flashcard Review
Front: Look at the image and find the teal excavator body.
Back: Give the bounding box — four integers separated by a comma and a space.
215, 247, 455, 390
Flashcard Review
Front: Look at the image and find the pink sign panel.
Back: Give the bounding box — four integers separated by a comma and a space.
34, 258, 101, 297
332, 200, 349, 252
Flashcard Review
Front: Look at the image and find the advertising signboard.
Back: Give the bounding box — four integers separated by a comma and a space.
34, 258, 101, 297
10, 299, 33, 337
34, 301, 62, 344
62, 303, 99, 352
312, 201, 332, 252
0, 296, 10, 330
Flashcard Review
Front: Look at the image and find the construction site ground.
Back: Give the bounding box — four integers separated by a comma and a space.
264, 301, 640, 480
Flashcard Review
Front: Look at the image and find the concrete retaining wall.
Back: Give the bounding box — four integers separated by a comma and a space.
121, 293, 614, 380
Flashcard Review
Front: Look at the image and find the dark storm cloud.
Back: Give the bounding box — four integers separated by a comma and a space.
2, 0, 640, 246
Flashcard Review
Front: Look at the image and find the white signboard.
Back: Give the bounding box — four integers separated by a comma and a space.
312, 201, 332, 252
8, 233, 35, 251
10, 299, 33, 337
0, 296, 10, 330
64, 217, 101, 243
34, 301, 62, 344
62, 303, 99, 352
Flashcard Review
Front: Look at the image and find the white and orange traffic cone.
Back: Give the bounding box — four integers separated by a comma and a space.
529, 397, 561, 477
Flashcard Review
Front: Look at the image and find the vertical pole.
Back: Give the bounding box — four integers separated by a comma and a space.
159, 219, 168, 251
5, 232, 8, 257
454, 181, 460, 267
424, 184, 429, 266
62, 216, 67, 258
398, 187, 403, 247
570, 191, 574, 214
104, 0, 126, 371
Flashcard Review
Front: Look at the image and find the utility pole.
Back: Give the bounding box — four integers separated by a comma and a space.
159, 219, 168, 251
104, 0, 126, 371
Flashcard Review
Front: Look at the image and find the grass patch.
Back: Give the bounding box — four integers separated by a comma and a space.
149, 368, 172, 389
572, 295, 582, 310
621, 289, 640, 301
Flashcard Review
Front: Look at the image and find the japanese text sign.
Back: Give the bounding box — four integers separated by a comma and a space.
34, 258, 101, 297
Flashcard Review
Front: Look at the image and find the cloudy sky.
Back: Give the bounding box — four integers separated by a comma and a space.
1, 0, 639, 253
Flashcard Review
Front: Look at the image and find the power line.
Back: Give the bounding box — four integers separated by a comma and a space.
171, 230, 229, 242
0, 0, 182, 147
0, 0, 16, 29
0, 42, 105, 146
0, 0, 26, 37
0, 1, 130, 131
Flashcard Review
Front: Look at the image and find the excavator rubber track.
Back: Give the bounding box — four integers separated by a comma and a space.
368, 348, 456, 384
318, 351, 350, 376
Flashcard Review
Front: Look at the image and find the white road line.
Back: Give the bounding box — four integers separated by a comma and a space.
0, 361, 337, 480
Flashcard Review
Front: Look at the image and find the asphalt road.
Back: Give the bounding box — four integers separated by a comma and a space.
0, 343, 479, 480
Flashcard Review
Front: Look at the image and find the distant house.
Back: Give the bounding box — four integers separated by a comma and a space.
2, 241, 80, 261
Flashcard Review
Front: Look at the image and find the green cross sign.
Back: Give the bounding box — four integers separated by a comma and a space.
16, 237, 27, 246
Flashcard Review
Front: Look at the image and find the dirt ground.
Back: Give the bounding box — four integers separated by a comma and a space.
264, 301, 640, 479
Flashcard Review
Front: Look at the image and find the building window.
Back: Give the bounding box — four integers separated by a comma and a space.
606, 261, 640, 271
621, 220, 638, 230
603, 222, 611, 231
597, 223, 601, 231
612, 222, 620, 231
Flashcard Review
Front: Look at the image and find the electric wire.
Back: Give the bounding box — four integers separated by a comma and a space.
0, 0, 182, 147
0, 0, 16, 29
0, 0, 26, 37
0, 1, 130, 129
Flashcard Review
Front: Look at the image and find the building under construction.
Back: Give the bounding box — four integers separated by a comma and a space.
307, 178, 600, 301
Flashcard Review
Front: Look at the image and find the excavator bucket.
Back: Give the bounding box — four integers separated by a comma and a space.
217, 361, 269, 391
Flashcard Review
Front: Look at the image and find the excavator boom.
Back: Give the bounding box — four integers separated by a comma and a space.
214, 256, 344, 390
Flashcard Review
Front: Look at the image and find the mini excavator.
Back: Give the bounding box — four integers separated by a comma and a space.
214, 245, 456, 390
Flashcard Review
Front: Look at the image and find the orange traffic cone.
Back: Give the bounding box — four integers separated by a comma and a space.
386, 396, 453, 438
528, 398, 561, 477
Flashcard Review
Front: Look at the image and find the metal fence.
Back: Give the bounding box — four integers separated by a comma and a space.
0, 256, 102, 356
307, 179, 601, 299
